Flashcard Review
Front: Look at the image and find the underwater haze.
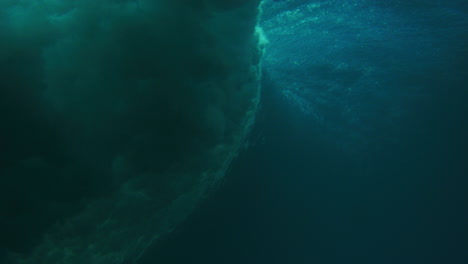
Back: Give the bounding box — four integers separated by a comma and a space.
1, 0, 262, 263
141, 0, 468, 263
1, 0, 468, 263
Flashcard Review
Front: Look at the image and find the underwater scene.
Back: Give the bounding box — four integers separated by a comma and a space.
1, 0, 467, 263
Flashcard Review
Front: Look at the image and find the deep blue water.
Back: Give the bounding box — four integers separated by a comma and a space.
139, 0, 468, 263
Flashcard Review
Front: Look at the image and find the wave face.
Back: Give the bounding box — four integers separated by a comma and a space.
0, 0, 263, 263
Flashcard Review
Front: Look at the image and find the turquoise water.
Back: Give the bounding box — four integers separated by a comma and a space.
1, 0, 467, 263
141, 0, 468, 263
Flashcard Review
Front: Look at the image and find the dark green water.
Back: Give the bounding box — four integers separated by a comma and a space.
141, 0, 468, 263
1, 0, 467, 263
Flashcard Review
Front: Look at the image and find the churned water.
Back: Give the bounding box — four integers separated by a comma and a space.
141, 0, 468, 263
1, 0, 467, 263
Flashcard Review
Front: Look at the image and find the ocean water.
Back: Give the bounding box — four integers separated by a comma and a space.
1, 1, 262, 263
1, 0, 467, 263
140, 0, 468, 263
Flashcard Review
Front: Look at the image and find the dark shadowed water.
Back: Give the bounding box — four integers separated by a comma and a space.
139, 0, 468, 263
1, 0, 467, 263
